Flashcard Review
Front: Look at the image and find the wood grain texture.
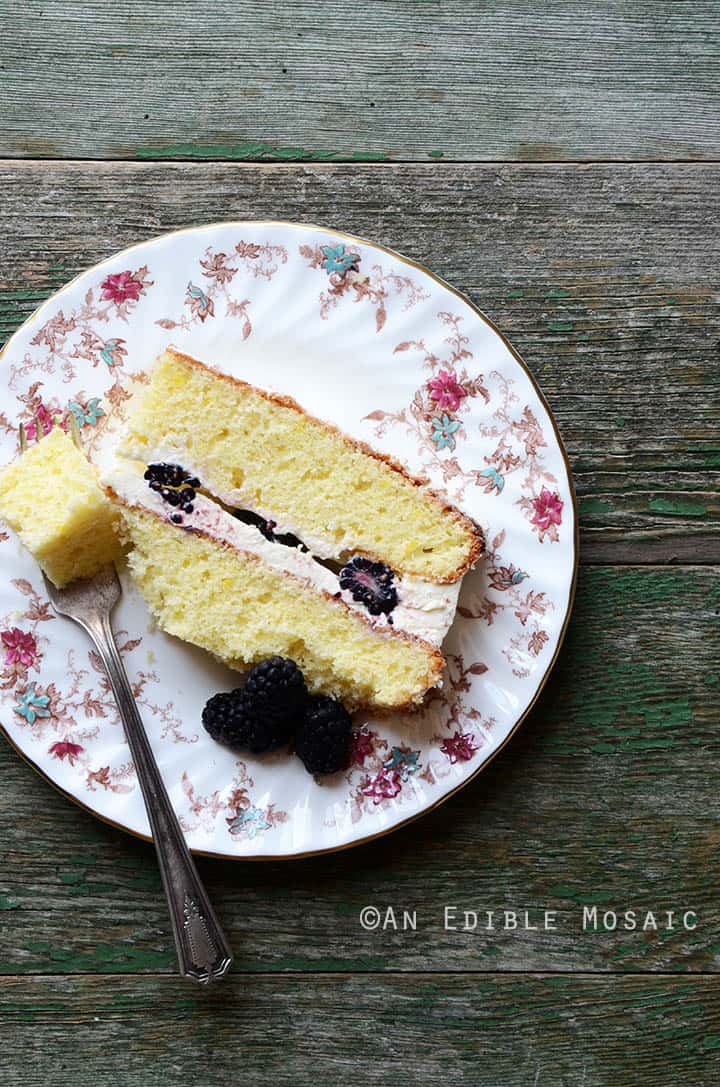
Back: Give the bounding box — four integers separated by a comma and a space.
1, 39, 718, 1083
1, 160, 717, 562
1, 567, 718, 975
2, 1, 720, 162
1, 973, 719, 1086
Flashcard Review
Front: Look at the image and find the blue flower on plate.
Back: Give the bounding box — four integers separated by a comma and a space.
186, 282, 215, 321
383, 747, 420, 782
14, 685, 51, 725
431, 414, 461, 452
320, 243, 361, 278
100, 338, 124, 368
227, 805, 270, 839
479, 467, 505, 494
68, 397, 104, 428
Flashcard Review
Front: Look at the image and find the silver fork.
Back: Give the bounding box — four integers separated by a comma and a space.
20, 419, 232, 984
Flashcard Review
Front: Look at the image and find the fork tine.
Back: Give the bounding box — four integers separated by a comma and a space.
18, 422, 28, 453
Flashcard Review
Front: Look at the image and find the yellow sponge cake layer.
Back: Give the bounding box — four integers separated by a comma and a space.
124, 349, 482, 582
119, 503, 444, 709
0, 428, 123, 587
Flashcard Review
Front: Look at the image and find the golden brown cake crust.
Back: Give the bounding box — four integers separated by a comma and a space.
106, 486, 446, 709
161, 347, 485, 582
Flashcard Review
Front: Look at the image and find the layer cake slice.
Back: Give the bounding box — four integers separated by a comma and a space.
107, 348, 485, 709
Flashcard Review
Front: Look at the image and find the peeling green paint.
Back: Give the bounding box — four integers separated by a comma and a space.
58, 869, 86, 886
649, 497, 708, 517
579, 497, 614, 516
47, 263, 67, 284
545, 288, 569, 299
539, 570, 698, 756
0, 289, 51, 302
67, 852, 97, 866
20, 938, 172, 970
611, 943, 647, 960
547, 320, 575, 332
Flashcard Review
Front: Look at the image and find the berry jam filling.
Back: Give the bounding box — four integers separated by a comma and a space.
144, 463, 200, 514
339, 556, 398, 617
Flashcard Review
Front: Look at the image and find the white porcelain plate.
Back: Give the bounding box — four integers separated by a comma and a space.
0, 222, 577, 858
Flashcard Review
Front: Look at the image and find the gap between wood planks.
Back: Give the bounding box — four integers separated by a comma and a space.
2, 970, 720, 979
1, 157, 720, 168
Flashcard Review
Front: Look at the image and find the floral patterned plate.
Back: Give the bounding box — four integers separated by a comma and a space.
0, 222, 577, 858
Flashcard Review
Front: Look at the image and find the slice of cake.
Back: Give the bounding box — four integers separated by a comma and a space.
123, 348, 483, 581
105, 461, 446, 709
110, 348, 484, 709
0, 427, 123, 587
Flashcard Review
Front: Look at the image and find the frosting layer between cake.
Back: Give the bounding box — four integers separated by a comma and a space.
103, 461, 460, 649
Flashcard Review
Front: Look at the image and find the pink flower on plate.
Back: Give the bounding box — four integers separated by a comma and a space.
428, 370, 468, 413
24, 404, 54, 441
362, 767, 402, 805
2, 628, 38, 669
531, 489, 564, 532
441, 730, 480, 764
49, 740, 84, 765
100, 270, 144, 305
349, 729, 375, 767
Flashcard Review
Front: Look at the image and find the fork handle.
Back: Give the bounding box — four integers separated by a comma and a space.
87, 611, 233, 984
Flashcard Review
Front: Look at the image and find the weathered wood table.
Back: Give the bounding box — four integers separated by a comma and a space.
1, 3, 718, 1084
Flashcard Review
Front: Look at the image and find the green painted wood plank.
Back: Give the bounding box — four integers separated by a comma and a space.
1, 160, 717, 561
0, 567, 718, 975
1, 1, 719, 161
0, 974, 719, 1085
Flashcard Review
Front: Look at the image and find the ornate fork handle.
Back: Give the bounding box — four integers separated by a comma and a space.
84, 608, 233, 984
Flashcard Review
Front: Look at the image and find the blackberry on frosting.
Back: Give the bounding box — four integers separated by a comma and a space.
144, 462, 200, 513
339, 556, 399, 617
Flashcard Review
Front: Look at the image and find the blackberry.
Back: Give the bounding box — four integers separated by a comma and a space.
339, 556, 398, 616
144, 462, 201, 513
244, 656, 307, 721
201, 690, 253, 747
201, 686, 296, 753
295, 696, 353, 775
144, 462, 200, 490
